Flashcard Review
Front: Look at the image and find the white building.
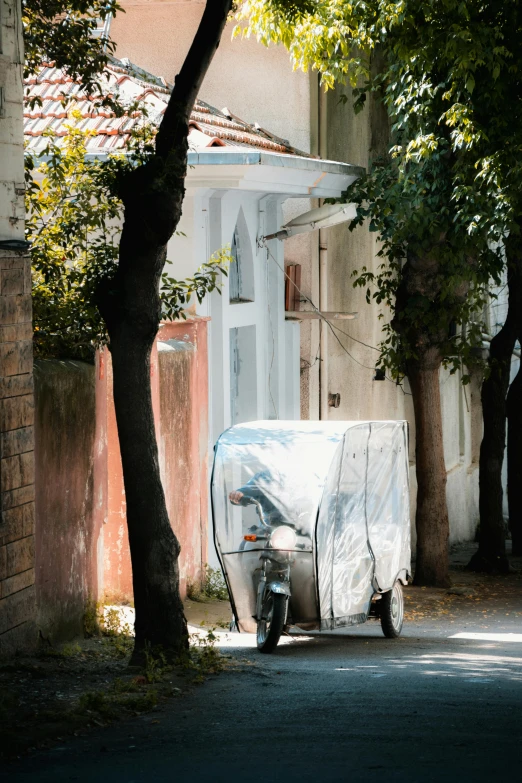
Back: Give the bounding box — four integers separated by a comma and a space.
24, 59, 360, 434
173, 150, 360, 443
24, 59, 362, 567
109, 2, 484, 546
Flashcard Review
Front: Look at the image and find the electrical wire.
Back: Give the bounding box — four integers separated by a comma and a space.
301, 338, 322, 372
260, 238, 412, 394
260, 239, 375, 370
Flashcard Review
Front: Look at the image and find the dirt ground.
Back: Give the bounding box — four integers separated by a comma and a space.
2, 542, 522, 762
0, 601, 229, 760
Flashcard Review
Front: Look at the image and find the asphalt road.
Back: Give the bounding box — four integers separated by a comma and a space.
8, 610, 522, 783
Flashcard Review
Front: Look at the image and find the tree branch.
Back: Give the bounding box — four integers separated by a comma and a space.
155, 0, 233, 159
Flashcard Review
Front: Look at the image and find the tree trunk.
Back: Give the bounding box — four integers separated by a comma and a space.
468, 239, 522, 573
392, 243, 460, 588
507, 364, 522, 555
408, 354, 450, 587
506, 239, 522, 557
469, 360, 511, 572
110, 324, 186, 655
102, 226, 187, 663
97, 0, 233, 662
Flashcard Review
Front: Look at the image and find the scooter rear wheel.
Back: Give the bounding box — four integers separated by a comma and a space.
257, 593, 286, 653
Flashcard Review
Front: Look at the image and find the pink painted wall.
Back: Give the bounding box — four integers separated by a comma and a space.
96, 317, 209, 603
34, 317, 209, 641
157, 319, 209, 598
96, 349, 133, 601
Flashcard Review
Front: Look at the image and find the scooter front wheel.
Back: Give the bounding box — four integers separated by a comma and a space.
257, 593, 286, 653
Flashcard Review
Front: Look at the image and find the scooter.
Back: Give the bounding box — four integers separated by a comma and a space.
242, 499, 295, 653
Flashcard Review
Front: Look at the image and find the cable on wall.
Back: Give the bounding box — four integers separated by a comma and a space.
259, 238, 412, 395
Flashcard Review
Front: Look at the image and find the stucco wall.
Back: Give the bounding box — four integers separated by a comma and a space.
34, 361, 97, 643
97, 348, 132, 602
111, 1, 311, 152
100, 321, 210, 602
158, 320, 209, 597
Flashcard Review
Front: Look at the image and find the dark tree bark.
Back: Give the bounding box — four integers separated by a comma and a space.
507, 363, 522, 556
468, 241, 522, 573
506, 240, 522, 557
394, 244, 468, 587
97, 0, 233, 663
408, 354, 450, 587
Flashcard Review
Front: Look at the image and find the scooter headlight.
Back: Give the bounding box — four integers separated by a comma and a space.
270, 526, 297, 551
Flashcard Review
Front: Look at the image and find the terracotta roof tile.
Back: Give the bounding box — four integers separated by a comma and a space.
24, 57, 309, 157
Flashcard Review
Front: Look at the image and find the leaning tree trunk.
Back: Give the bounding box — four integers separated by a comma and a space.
408, 352, 450, 587
110, 320, 186, 652
468, 239, 522, 573
507, 364, 522, 555
98, 0, 233, 663
102, 198, 188, 662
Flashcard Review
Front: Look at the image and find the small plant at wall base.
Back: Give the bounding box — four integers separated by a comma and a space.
83, 599, 101, 638
187, 565, 230, 603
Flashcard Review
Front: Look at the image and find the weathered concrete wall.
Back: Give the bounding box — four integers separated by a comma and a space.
34, 361, 96, 643
158, 320, 209, 597
0, 250, 36, 654
0, 0, 26, 239
0, 2, 36, 655
100, 320, 209, 601
97, 349, 132, 602
32, 322, 209, 641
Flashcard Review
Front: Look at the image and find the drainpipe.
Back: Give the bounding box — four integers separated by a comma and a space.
318, 82, 329, 420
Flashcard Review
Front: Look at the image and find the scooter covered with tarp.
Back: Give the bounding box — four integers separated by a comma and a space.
211, 420, 411, 653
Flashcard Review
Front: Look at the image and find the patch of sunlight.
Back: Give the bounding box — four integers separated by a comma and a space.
428, 652, 522, 665
187, 625, 313, 648
450, 632, 522, 643
103, 605, 135, 633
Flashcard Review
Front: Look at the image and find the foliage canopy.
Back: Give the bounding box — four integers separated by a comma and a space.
238, 1, 522, 377
23, 0, 121, 93
26, 121, 230, 361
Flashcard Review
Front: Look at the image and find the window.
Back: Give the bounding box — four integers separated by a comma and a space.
230, 326, 257, 424
229, 209, 255, 304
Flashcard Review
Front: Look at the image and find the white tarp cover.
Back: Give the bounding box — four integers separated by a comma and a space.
316, 421, 410, 630
211, 420, 410, 633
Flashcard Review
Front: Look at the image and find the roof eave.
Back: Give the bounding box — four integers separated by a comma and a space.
185, 150, 364, 198
187, 149, 364, 177
37, 149, 363, 198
